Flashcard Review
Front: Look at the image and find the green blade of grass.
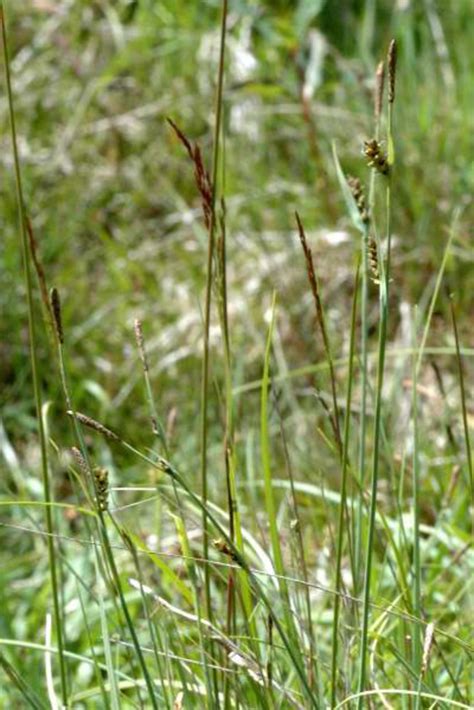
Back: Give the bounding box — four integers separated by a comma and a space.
0, 5, 68, 704
330, 261, 360, 707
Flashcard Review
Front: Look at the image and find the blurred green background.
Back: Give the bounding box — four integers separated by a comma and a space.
1, 1, 472, 458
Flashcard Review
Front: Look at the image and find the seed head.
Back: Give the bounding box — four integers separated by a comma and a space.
368, 238, 380, 285
375, 60, 385, 122
347, 176, 370, 224
50, 287, 64, 344
388, 39, 397, 104
364, 139, 389, 175
67, 411, 120, 442
134, 318, 149, 372
421, 623, 435, 676
94, 467, 109, 511
71, 447, 89, 476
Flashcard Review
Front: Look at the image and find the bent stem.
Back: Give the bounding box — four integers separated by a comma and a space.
1, 6, 68, 705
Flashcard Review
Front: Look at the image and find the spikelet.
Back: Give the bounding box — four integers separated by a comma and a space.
167, 118, 213, 230
347, 176, 370, 224
71, 446, 89, 476
94, 467, 109, 511
50, 287, 64, 344
134, 318, 148, 372
368, 238, 380, 284
375, 61, 385, 123
68, 411, 120, 442
387, 39, 397, 104
364, 139, 389, 175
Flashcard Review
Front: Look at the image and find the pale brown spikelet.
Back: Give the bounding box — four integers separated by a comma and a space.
368, 238, 380, 284
421, 622, 435, 676
364, 138, 389, 175
67, 411, 120, 442
134, 318, 148, 372
71, 446, 88, 476
94, 467, 109, 511
388, 39, 397, 104
375, 60, 385, 121
347, 176, 370, 224
50, 287, 64, 344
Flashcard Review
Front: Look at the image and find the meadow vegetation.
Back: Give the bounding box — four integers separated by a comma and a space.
0, 1, 472, 707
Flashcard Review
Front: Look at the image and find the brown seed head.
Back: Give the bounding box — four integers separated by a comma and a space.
68, 411, 120, 442
368, 238, 380, 285
388, 39, 397, 104
347, 176, 370, 224
50, 287, 64, 344
375, 60, 385, 121
364, 139, 389, 175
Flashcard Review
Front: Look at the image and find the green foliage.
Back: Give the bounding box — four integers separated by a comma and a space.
0, 1, 472, 707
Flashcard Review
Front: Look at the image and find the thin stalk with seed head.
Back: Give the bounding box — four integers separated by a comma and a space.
0, 7, 68, 705
357, 39, 397, 706
199, 0, 228, 640
51, 301, 159, 707
295, 211, 341, 452
355, 60, 384, 597
72, 412, 318, 707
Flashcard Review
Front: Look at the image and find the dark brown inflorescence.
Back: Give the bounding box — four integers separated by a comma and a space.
364, 139, 389, 175
50, 287, 64, 344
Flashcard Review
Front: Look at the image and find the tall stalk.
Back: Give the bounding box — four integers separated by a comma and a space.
355, 60, 385, 597
449, 297, 474, 516
199, 0, 228, 626
50, 293, 159, 708
0, 7, 68, 705
330, 263, 360, 707
411, 308, 422, 704
357, 40, 397, 706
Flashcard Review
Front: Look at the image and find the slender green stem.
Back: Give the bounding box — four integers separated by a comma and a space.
330, 263, 360, 707
411, 308, 422, 689
358, 166, 393, 709
199, 0, 228, 629
55, 336, 159, 707
1, 7, 68, 705
449, 297, 474, 513
260, 294, 308, 684
355, 98, 381, 595
274, 392, 319, 694
355, 223, 369, 594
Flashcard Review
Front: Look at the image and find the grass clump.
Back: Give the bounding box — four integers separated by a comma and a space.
0, 1, 472, 708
